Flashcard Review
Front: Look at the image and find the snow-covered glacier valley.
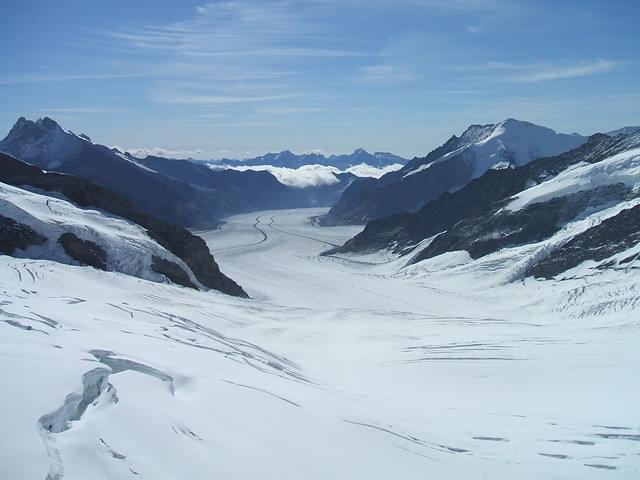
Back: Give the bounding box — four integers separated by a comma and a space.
2, 208, 639, 479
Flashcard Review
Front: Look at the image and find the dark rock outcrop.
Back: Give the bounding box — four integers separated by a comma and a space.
151, 255, 197, 289
58, 232, 107, 270
0, 215, 47, 254
411, 184, 631, 263
526, 204, 640, 278
0, 152, 247, 297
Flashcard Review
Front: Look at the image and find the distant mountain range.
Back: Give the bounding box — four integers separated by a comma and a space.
321, 119, 587, 225
0, 117, 369, 227
328, 128, 640, 280
205, 149, 407, 169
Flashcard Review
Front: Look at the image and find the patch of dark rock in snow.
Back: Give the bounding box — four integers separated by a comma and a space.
0, 215, 47, 254
57, 232, 107, 270
151, 255, 197, 289
527, 203, 640, 278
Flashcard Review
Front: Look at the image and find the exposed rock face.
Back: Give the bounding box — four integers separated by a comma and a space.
0, 215, 47, 254
526, 204, 640, 278
0, 152, 247, 297
332, 133, 636, 257
411, 184, 631, 263
58, 232, 107, 270
150, 255, 197, 289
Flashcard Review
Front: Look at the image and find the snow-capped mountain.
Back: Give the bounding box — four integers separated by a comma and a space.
322, 119, 586, 225
329, 129, 640, 280
607, 125, 640, 137
0, 152, 246, 296
208, 148, 407, 169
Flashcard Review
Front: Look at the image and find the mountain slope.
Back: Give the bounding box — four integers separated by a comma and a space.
0, 152, 246, 296
0, 117, 339, 227
330, 130, 640, 279
1, 181, 203, 288
322, 119, 586, 225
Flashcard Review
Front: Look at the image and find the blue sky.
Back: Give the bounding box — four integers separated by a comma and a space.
1, 0, 638, 158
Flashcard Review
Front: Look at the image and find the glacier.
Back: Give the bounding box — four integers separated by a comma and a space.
1, 207, 639, 479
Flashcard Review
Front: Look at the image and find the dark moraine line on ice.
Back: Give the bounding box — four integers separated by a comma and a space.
405, 356, 524, 362
538, 453, 570, 459
594, 433, 640, 441
473, 436, 509, 442
210, 215, 269, 252
267, 215, 340, 247
220, 379, 301, 407
344, 420, 469, 454
584, 463, 617, 470
267, 214, 387, 267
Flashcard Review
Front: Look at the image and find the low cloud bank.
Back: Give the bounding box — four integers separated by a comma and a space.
216, 163, 403, 188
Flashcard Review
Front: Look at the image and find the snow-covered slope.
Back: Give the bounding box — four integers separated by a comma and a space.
1, 181, 201, 287
1, 208, 638, 479
0, 151, 246, 296
507, 146, 640, 211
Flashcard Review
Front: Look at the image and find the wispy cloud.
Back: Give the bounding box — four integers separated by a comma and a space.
512, 59, 619, 83
41, 107, 128, 114
99, 1, 372, 109
314, 0, 507, 13
360, 64, 414, 82
455, 59, 620, 83
0, 72, 149, 85
106, 2, 366, 59
152, 92, 302, 105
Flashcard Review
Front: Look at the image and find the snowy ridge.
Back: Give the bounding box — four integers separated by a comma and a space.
0, 181, 201, 287
399, 193, 640, 287
507, 147, 640, 211
403, 119, 586, 179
